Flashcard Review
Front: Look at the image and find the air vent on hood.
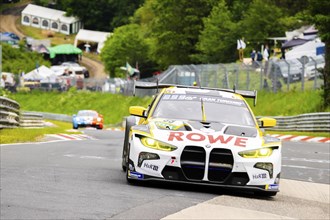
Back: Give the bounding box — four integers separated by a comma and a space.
224, 126, 257, 137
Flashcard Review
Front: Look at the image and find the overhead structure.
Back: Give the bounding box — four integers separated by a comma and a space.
48, 44, 82, 59
21, 4, 82, 35
23, 65, 59, 83
285, 39, 325, 60
74, 29, 112, 53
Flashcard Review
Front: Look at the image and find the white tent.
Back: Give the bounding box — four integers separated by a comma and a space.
21, 4, 82, 35
74, 29, 112, 53
23, 65, 58, 83
285, 39, 325, 60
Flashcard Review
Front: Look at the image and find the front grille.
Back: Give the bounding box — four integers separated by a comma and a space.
208, 149, 234, 182
180, 146, 206, 180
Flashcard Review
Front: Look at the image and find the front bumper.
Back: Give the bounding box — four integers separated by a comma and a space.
127, 136, 281, 193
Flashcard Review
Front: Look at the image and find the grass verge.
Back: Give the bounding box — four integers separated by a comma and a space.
0, 120, 79, 144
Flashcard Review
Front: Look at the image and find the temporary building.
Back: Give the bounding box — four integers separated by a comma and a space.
74, 29, 112, 53
285, 39, 325, 60
23, 65, 59, 83
21, 4, 82, 35
48, 44, 82, 59
281, 38, 309, 50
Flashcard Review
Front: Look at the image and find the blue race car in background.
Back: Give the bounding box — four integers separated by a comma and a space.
72, 110, 104, 129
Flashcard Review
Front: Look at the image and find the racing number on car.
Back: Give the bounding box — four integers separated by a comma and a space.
168, 131, 248, 147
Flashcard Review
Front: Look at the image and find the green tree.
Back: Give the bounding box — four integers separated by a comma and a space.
225, 0, 252, 22
149, 0, 214, 68
308, 0, 330, 107
100, 24, 150, 78
2, 43, 50, 75
194, 0, 236, 63
240, 0, 284, 48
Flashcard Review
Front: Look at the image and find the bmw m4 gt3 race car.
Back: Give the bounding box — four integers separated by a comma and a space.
72, 110, 104, 129
122, 83, 281, 196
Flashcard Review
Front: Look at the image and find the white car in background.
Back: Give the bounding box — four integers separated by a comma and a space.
51, 62, 88, 78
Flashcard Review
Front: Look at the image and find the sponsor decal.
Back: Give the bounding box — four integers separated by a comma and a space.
168, 131, 248, 147
253, 173, 267, 179
143, 163, 159, 171
162, 94, 244, 107
128, 171, 144, 179
155, 121, 183, 130
170, 156, 177, 165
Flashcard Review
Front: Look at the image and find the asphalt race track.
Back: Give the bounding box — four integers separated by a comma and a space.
1, 130, 329, 219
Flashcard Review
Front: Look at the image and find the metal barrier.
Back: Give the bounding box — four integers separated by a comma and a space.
29, 111, 330, 133
20, 112, 44, 128
0, 96, 20, 128
258, 112, 330, 132
23, 111, 72, 122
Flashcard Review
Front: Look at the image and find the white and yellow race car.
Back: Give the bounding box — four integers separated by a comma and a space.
122, 83, 281, 196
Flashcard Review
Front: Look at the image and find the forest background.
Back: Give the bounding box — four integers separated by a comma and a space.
4, 0, 330, 107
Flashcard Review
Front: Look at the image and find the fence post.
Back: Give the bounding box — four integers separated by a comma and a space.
284, 60, 290, 91
309, 56, 318, 90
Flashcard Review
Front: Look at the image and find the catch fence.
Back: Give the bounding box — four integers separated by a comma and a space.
7, 55, 325, 96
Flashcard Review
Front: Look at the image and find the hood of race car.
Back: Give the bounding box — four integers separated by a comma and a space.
150, 118, 258, 137
131, 118, 270, 149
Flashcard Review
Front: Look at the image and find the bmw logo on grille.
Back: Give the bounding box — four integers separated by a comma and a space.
205, 144, 211, 148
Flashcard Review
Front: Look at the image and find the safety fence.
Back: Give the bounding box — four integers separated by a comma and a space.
1, 105, 329, 132
0, 96, 20, 128
4, 55, 325, 97
23, 111, 330, 133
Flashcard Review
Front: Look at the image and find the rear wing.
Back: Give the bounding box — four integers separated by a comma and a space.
133, 81, 257, 106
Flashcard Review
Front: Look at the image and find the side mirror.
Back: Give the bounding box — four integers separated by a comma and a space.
129, 106, 147, 118
258, 117, 276, 128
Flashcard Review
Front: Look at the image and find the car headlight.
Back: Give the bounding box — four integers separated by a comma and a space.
238, 147, 273, 158
140, 137, 177, 152
97, 117, 102, 122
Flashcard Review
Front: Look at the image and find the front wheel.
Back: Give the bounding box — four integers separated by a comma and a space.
122, 116, 136, 172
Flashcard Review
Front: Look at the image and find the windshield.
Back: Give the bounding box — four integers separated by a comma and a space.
152, 94, 255, 126
77, 111, 97, 117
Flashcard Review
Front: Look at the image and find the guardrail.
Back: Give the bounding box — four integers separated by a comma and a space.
20, 112, 44, 128
258, 112, 330, 132
0, 96, 20, 129
23, 111, 72, 122
13, 110, 330, 133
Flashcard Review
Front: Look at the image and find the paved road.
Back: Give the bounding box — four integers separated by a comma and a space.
1, 130, 329, 219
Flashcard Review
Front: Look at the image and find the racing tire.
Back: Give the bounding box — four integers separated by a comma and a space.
73, 125, 78, 129
122, 116, 136, 172
97, 125, 103, 130
254, 191, 277, 197
125, 145, 136, 184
